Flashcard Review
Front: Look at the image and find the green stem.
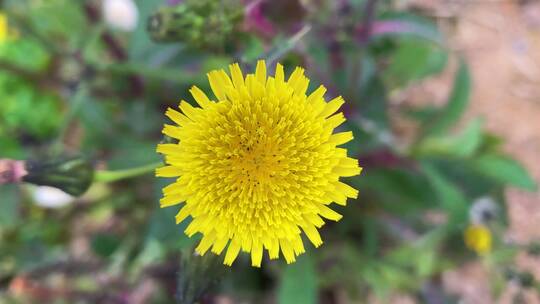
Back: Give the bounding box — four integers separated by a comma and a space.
94, 162, 162, 183
265, 24, 312, 66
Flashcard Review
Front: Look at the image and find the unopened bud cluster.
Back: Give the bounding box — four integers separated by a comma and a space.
147, 0, 243, 51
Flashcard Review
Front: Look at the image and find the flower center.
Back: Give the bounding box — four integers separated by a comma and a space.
232, 128, 282, 186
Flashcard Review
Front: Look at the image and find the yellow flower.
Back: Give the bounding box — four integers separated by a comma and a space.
464, 224, 492, 255
0, 13, 8, 43
156, 60, 362, 267
0, 13, 17, 42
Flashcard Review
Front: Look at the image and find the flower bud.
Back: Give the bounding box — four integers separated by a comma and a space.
23, 156, 94, 197
102, 0, 139, 32
0, 159, 27, 184
147, 0, 243, 51
177, 249, 225, 303
29, 185, 75, 208
469, 196, 498, 225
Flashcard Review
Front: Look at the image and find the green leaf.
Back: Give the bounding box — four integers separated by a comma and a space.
424, 61, 471, 136
0, 185, 19, 228
421, 162, 468, 220
0, 136, 25, 158
278, 254, 317, 304
353, 167, 436, 213
383, 39, 447, 87
415, 118, 483, 158
91, 233, 121, 258
404, 105, 440, 124
387, 227, 448, 278
471, 154, 536, 191
242, 36, 265, 62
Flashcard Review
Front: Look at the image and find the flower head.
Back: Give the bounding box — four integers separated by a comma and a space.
464, 224, 492, 255
156, 60, 362, 267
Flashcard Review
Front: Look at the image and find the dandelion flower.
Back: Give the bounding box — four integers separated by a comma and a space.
464, 224, 492, 255
156, 60, 362, 267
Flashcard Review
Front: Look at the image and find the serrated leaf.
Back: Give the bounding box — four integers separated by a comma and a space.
471, 154, 536, 191
278, 254, 317, 304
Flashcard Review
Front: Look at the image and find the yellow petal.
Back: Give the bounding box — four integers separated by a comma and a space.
301, 224, 323, 247
251, 239, 263, 267
208, 70, 227, 100
165, 108, 191, 126
255, 60, 267, 85
229, 63, 245, 88
279, 238, 296, 264
329, 131, 354, 146
224, 239, 242, 266
195, 232, 216, 255
155, 165, 181, 177
319, 96, 344, 118
275, 63, 284, 83
318, 205, 342, 221
333, 181, 359, 199
190, 86, 212, 109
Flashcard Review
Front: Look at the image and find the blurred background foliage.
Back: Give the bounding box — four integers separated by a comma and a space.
0, 0, 537, 303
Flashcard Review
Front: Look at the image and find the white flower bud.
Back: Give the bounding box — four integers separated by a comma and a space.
102, 0, 139, 32
469, 196, 498, 225
30, 186, 75, 209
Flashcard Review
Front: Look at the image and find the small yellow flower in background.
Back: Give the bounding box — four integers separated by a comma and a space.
0, 13, 9, 43
0, 12, 18, 43
156, 60, 362, 267
464, 224, 492, 255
